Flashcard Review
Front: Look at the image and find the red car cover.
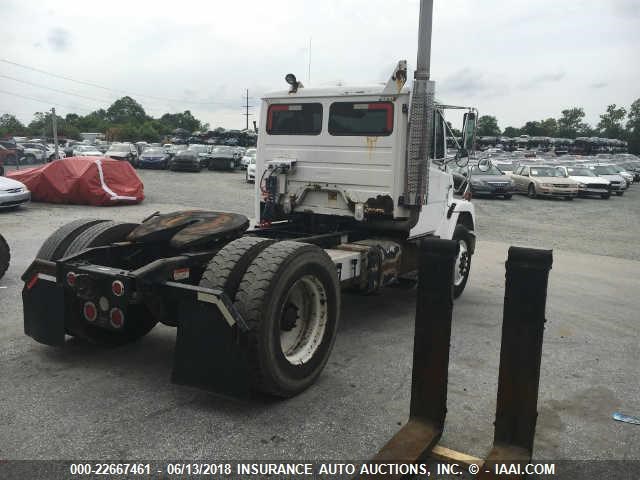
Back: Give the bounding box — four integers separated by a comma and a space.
7, 157, 144, 206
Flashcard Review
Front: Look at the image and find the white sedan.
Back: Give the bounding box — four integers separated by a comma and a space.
241, 148, 257, 169
73, 145, 103, 156
246, 156, 256, 183
0, 176, 30, 209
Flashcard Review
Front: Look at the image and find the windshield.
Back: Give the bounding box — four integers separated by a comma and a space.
593, 165, 618, 175
169, 145, 187, 153
108, 144, 129, 152
530, 167, 566, 177
212, 147, 233, 153
142, 148, 164, 155
188, 145, 209, 153
566, 167, 595, 177
76, 146, 95, 151
471, 165, 503, 175
494, 163, 513, 171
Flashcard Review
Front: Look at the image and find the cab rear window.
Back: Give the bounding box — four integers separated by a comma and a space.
329, 102, 394, 136
266, 103, 322, 135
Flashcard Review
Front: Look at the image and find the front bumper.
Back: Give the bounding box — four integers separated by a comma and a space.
470, 183, 515, 196
578, 185, 610, 196
171, 160, 200, 171
209, 157, 236, 170
139, 158, 167, 168
0, 190, 31, 208
536, 186, 578, 197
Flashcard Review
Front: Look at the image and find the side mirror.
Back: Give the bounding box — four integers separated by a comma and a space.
461, 112, 477, 155
478, 158, 491, 172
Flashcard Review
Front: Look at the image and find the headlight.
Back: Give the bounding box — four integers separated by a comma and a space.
541, 183, 553, 187
470, 179, 484, 186
578, 183, 586, 188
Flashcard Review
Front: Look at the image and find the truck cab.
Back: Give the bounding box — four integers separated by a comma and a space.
255, 62, 476, 247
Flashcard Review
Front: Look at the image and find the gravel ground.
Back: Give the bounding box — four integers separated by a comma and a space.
0, 167, 638, 466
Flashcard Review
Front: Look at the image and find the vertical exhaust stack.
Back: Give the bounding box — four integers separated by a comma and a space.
404, 0, 436, 207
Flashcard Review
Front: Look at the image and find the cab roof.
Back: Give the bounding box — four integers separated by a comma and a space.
263, 84, 411, 100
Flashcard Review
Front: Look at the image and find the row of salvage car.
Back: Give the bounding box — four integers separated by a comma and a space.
451, 153, 639, 200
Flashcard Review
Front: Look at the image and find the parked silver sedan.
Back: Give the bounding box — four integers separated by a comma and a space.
0, 176, 30, 209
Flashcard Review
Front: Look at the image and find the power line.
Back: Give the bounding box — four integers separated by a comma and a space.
0, 88, 93, 112
1, 58, 233, 106
0, 73, 114, 104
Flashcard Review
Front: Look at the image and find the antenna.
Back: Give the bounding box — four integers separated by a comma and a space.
308, 37, 311, 83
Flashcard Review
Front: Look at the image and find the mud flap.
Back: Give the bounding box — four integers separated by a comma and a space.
23, 275, 66, 346
168, 283, 251, 397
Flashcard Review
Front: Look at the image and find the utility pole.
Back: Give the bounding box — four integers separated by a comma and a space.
51, 107, 59, 160
241, 89, 254, 131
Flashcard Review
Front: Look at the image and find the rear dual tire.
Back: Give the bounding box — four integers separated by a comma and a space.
202, 240, 340, 397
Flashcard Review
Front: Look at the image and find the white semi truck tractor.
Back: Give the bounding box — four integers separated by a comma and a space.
21, 0, 477, 397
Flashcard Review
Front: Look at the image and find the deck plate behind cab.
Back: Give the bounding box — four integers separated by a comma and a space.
127, 210, 249, 250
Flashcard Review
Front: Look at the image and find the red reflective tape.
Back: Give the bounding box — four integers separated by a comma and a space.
26, 274, 38, 290
267, 105, 290, 131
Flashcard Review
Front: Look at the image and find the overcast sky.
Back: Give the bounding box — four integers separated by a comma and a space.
1, 0, 638, 131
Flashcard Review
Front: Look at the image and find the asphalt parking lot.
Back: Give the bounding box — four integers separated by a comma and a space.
0, 168, 639, 462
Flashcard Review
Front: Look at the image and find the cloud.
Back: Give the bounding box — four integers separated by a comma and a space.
519, 72, 565, 89
611, 0, 640, 18
47, 28, 71, 51
439, 68, 509, 98
590, 81, 608, 89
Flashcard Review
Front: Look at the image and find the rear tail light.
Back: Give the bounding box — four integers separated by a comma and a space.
109, 308, 124, 329
83, 302, 97, 322
111, 280, 124, 296
66, 272, 77, 287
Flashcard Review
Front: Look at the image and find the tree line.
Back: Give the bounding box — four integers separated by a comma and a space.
0, 96, 210, 143
2, 96, 640, 155
475, 99, 640, 154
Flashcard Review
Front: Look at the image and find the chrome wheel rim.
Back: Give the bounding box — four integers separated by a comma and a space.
279, 275, 328, 365
454, 240, 469, 287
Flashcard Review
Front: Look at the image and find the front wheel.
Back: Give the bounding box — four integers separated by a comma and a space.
527, 183, 537, 199
0, 234, 10, 279
503, 193, 512, 199
615, 191, 624, 196
601, 193, 610, 199
235, 241, 340, 397
452, 225, 473, 299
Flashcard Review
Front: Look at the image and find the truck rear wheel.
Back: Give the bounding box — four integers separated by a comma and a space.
36, 218, 109, 260
452, 225, 472, 299
235, 241, 340, 397
199, 236, 275, 301
62, 221, 158, 345
0, 234, 9, 279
